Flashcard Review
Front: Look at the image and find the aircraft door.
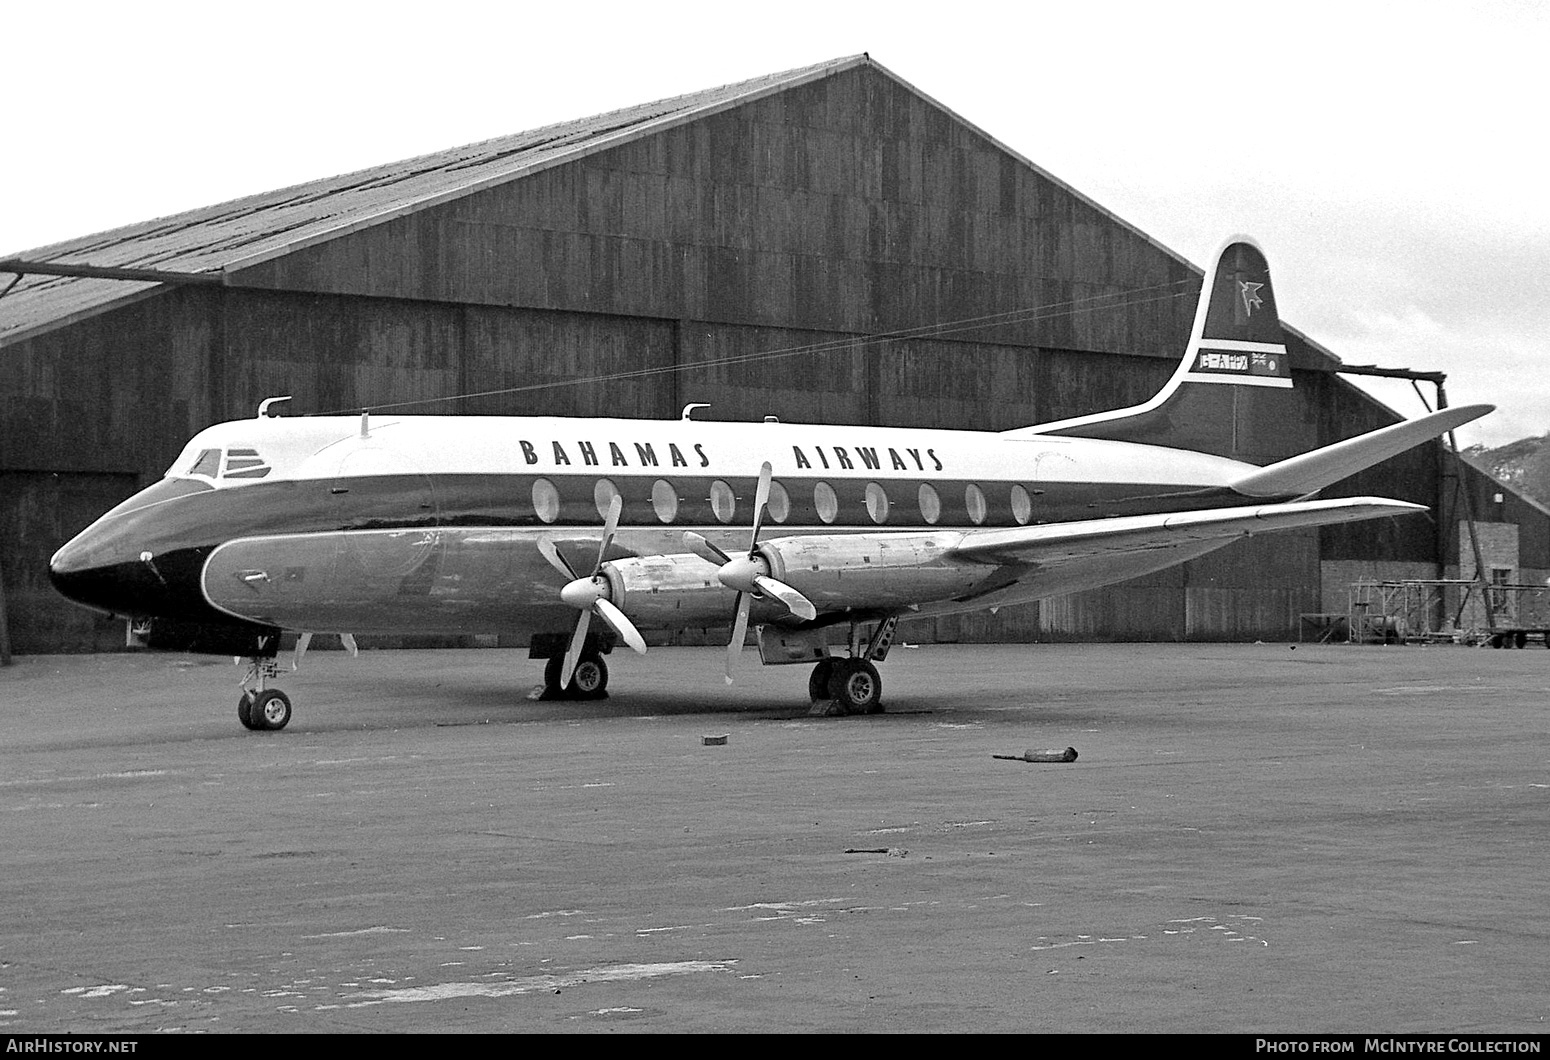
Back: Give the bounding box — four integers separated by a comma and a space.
328, 441, 443, 622
1031, 446, 1088, 522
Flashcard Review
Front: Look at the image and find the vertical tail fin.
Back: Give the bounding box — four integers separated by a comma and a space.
1008, 237, 1296, 455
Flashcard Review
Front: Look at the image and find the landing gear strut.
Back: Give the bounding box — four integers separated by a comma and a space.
807, 616, 897, 715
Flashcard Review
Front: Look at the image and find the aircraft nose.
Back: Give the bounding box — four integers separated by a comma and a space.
49, 531, 138, 615
49, 477, 215, 616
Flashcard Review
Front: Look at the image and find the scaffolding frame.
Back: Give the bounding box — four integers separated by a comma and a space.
1346, 578, 1550, 646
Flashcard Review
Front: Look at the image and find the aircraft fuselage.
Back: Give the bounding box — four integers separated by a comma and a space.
49, 414, 1271, 648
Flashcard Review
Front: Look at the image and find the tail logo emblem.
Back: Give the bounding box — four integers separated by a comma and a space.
1239, 281, 1264, 316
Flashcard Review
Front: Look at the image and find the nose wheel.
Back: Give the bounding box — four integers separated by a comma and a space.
239, 688, 293, 730
237, 656, 292, 731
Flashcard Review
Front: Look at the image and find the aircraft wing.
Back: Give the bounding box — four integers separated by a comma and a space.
946, 497, 1424, 566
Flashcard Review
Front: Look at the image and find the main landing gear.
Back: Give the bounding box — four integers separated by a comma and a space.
807, 616, 898, 715
541, 651, 610, 700
532, 630, 615, 700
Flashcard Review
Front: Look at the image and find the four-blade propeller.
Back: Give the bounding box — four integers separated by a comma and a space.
682, 461, 817, 683
537, 494, 648, 690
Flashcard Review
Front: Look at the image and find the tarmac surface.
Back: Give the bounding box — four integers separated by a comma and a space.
0, 641, 1546, 1034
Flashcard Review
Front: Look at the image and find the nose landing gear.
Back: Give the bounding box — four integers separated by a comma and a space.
237, 656, 292, 730
239, 687, 293, 730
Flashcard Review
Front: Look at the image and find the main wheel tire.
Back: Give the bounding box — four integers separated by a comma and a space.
251, 688, 292, 731
827, 659, 882, 715
237, 692, 259, 730
571, 654, 609, 699
1514, 631, 1528, 649
808, 659, 836, 702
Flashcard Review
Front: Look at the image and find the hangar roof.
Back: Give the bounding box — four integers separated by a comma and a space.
0, 53, 1341, 373
2, 56, 876, 344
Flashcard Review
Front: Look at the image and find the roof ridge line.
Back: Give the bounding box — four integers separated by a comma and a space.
213, 54, 869, 275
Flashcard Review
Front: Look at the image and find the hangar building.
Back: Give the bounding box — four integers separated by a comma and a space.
0, 55, 1536, 654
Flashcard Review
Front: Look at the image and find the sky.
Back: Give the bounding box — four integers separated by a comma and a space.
2, 0, 1545, 447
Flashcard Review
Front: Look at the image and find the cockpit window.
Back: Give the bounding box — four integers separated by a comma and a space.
184, 446, 272, 480
187, 449, 222, 477
223, 448, 271, 479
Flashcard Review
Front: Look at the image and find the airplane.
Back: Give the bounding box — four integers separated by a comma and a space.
48, 237, 1491, 730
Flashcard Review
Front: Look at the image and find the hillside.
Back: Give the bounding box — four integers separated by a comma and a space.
1464, 433, 1550, 505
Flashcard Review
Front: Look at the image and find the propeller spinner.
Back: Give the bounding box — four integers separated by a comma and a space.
682, 461, 816, 683
537, 494, 648, 690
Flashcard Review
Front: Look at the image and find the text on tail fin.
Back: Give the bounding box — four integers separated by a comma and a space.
1182, 238, 1290, 389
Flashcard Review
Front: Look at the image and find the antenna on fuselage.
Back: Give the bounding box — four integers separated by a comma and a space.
257, 396, 293, 419
359, 409, 370, 438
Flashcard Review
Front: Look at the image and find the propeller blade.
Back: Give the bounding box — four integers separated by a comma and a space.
753, 574, 817, 621
749, 461, 772, 549
683, 530, 732, 567
537, 536, 579, 580
558, 609, 591, 690
725, 592, 752, 685
595, 598, 648, 655
596, 493, 622, 571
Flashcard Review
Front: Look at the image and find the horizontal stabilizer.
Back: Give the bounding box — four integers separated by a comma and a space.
1230, 404, 1493, 498
950, 497, 1425, 566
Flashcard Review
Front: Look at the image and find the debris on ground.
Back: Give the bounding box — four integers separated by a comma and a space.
993, 747, 1078, 763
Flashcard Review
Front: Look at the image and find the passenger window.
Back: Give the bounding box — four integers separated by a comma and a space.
594, 479, 620, 520
651, 479, 679, 523
710, 480, 736, 523
1011, 484, 1032, 525
965, 484, 987, 525
865, 482, 889, 524
918, 483, 941, 525
532, 479, 560, 524
767, 480, 791, 523
814, 482, 838, 524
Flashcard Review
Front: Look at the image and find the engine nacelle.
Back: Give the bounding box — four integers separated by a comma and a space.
602, 553, 742, 626
758, 532, 997, 610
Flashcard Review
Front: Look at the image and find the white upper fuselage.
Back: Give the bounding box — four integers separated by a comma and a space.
168, 413, 1254, 497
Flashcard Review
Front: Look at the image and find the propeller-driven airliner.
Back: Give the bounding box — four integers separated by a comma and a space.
49, 238, 1491, 730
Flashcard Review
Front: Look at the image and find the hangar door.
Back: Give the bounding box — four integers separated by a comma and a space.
0, 471, 140, 653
